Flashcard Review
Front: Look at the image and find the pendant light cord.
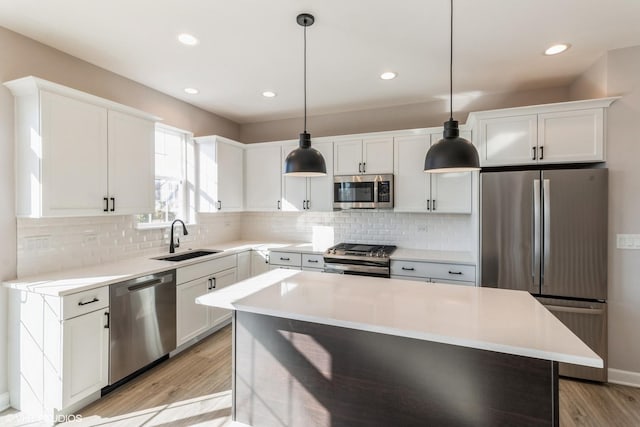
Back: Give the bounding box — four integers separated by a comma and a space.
449, 0, 453, 121
304, 21, 308, 133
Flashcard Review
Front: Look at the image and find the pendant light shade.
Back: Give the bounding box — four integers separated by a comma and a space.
284, 13, 327, 176
424, 0, 479, 173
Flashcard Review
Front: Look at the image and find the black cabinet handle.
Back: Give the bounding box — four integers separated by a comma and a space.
402, 266, 415, 271
277, 200, 281, 210
306, 200, 311, 210
78, 297, 99, 306
532, 147, 537, 160
217, 200, 222, 210
104, 312, 110, 329
539, 146, 544, 160
280, 257, 290, 261
448, 271, 463, 275
363, 162, 366, 173
427, 200, 431, 211
110, 197, 115, 212
103, 197, 109, 212
432, 200, 436, 211
358, 162, 362, 173
211, 277, 216, 289
308, 259, 319, 263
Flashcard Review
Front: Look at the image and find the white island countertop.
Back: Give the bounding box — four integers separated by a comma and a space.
197, 269, 602, 368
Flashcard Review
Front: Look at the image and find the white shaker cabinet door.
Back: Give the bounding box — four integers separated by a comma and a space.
281, 142, 307, 211
362, 136, 394, 174
176, 277, 211, 346
538, 109, 604, 163
209, 268, 237, 327
41, 90, 108, 216
394, 135, 430, 212
333, 138, 362, 175
217, 140, 244, 211
478, 114, 538, 166
251, 251, 270, 276
245, 145, 282, 211
429, 131, 473, 214
107, 110, 155, 215
237, 251, 251, 282
62, 307, 109, 408
306, 141, 334, 212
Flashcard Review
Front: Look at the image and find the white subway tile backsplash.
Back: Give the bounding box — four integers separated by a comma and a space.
16, 210, 474, 277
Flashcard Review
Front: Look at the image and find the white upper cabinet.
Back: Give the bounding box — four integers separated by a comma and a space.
469, 98, 617, 167
334, 136, 393, 175
107, 110, 155, 214
197, 135, 244, 213
394, 131, 472, 214
5, 76, 159, 217
245, 143, 282, 211
282, 140, 334, 212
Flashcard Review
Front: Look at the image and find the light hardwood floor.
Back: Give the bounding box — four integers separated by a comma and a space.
2, 324, 639, 426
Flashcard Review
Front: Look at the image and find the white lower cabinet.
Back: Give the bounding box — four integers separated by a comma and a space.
390, 260, 476, 286
8, 286, 110, 418
62, 307, 109, 408
176, 255, 237, 347
251, 250, 271, 276
237, 250, 251, 281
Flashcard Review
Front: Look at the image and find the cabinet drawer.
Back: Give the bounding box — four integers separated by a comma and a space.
390, 260, 432, 278
177, 255, 236, 284
426, 263, 476, 282
62, 286, 109, 320
269, 251, 302, 267
302, 254, 324, 269
391, 260, 476, 283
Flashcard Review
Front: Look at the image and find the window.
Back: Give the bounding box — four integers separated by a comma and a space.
137, 125, 194, 226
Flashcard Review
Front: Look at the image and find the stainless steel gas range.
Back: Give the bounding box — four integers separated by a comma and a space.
323, 243, 397, 278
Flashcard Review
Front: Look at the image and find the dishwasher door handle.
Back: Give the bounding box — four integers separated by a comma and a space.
127, 278, 164, 292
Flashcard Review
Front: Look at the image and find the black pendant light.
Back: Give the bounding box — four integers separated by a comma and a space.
424, 0, 479, 173
284, 13, 327, 177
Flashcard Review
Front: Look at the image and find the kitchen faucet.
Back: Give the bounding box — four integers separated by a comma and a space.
169, 219, 188, 253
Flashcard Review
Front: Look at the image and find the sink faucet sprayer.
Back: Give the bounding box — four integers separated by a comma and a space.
169, 219, 188, 253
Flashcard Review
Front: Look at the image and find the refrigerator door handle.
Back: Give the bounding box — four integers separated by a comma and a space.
542, 179, 551, 286
533, 179, 541, 290
544, 304, 605, 316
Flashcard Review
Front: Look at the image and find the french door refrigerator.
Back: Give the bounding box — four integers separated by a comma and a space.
480, 168, 608, 381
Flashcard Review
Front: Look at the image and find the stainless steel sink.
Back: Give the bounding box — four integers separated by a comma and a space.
154, 249, 222, 262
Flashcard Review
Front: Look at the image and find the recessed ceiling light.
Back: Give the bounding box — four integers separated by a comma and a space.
184, 87, 199, 95
262, 91, 277, 98
380, 72, 397, 80
544, 43, 570, 56
178, 33, 199, 46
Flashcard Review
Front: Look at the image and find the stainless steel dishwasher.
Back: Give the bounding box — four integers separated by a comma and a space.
109, 270, 176, 385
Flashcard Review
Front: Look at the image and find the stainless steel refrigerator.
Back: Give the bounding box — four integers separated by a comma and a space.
480, 168, 608, 381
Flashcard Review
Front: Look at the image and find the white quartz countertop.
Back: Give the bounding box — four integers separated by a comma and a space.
391, 248, 474, 264
196, 269, 602, 368
4, 239, 475, 297
2, 240, 326, 297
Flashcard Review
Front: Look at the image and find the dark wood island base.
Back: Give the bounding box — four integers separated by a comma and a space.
233, 311, 559, 427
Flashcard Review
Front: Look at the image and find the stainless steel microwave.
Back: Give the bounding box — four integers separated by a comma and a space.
333, 174, 393, 209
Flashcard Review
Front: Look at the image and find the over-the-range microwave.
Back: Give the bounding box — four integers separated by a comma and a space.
333, 174, 393, 209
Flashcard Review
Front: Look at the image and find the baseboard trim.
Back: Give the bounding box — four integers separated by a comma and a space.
608, 368, 640, 388
0, 391, 10, 412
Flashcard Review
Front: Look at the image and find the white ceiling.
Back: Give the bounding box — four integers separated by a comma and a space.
0, 0, 639, 124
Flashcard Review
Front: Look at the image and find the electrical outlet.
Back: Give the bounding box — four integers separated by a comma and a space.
616, 234, 640, 250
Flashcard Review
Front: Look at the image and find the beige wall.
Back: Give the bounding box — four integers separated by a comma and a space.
0, 25, 241, 401
239, 86, 570, 143
0, 26, 240, 139
570, 46, 640, 376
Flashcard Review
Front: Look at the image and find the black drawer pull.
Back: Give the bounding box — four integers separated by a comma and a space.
110, 197, 115, 212
280, 257, 290, 261
448, 271, 463, 275
104, 312, 110, 329
103, 197, 109, 212
78, 297, 99, 306
308, 259, 319, 263
402, 267, 415, 271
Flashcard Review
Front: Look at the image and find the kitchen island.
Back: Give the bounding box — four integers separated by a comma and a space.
197, 269, 602, 427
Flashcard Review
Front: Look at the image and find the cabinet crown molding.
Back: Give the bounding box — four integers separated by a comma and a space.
4, 75, 162, 121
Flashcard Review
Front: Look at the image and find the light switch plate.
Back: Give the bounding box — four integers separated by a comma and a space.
616, 234, 640, 250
